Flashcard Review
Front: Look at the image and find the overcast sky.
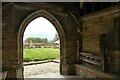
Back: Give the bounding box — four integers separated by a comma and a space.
23, 17, 57, 41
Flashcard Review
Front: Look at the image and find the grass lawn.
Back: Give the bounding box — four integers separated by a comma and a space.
23, 48, 60, 62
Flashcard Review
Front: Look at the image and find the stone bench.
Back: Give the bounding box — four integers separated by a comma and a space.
79, 52, 102, 66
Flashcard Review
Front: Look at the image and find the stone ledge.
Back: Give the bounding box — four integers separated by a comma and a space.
23, 60, 59, 66
75, 64, 119, 78
1, 71, 7, 80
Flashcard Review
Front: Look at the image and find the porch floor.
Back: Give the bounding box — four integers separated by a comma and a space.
24, 62, 80, 78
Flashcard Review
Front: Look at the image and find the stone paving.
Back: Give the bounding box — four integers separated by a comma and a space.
24, 62, 59, 78
24, 62, 81, 78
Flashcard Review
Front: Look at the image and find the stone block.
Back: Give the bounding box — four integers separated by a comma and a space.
8, 50, 18, 61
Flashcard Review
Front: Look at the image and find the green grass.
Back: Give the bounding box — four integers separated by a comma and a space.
23, 48, 60, 62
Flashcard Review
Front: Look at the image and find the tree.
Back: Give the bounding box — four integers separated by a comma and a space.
41, 38, 48, 43
25, 37, 48, 44
25, 37, 32, 44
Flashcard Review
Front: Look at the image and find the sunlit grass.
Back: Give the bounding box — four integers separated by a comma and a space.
23, 48, 60, 62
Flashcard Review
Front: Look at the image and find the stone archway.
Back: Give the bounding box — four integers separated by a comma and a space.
18, 10, 66, 78
3, 3, 79, 78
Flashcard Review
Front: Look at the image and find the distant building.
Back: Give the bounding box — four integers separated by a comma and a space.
54, 40, 60, 49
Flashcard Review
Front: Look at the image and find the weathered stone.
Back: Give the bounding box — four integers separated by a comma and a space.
2, 2, 120, 79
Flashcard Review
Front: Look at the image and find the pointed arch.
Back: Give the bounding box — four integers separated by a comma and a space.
17, 10, 66, 76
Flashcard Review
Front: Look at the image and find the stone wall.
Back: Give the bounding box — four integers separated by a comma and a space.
80, 5, 120, 76
2, 3, 79, 78
81, 5, 120, 56
2, 2, 120, 79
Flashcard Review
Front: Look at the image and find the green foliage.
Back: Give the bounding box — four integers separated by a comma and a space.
23, 48, 59, 62
41, 38, 48, 43
25, 37, 48, 44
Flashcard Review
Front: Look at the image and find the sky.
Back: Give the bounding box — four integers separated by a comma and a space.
23, 17, 57, 41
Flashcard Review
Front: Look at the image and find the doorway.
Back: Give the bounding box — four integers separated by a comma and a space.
18, 10, 66, 78
23, 17, 60, 78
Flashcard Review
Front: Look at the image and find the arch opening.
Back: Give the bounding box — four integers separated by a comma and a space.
23, 17, 60, 78
18, 10, 66, 78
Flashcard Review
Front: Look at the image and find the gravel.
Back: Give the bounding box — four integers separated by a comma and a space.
24, 62, 81, 78
24, 62, 59, 78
